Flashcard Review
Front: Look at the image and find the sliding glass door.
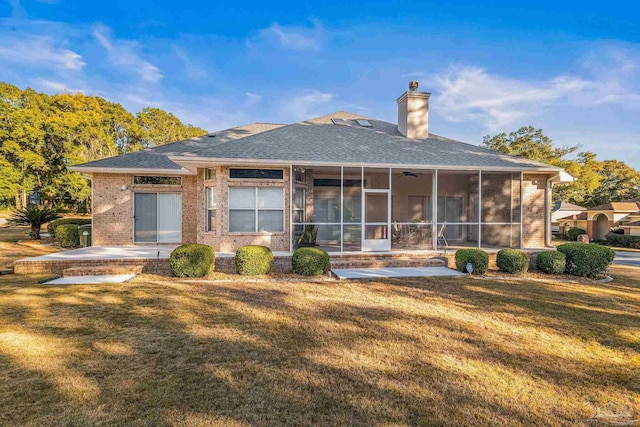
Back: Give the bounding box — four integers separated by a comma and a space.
134, 193, 182, 243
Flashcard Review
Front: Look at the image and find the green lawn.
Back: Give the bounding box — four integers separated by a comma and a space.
0, 265, 638, 426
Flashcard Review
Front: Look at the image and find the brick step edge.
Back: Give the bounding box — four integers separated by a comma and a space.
62, 265, 145, 277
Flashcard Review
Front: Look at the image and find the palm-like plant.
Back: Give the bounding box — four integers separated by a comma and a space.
8, 206, 61, 240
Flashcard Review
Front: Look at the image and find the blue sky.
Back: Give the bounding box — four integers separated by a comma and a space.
1, 0, 639, 167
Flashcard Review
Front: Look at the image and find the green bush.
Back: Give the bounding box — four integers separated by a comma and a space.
605, 233, 640, 248
56, 224, 80, 248
292, 247, 330, 276
496, 249, 530, 274
557, 243, 615, 277
169, 244, 215, 278
455, 249, 489, 275
48, 218, 91, 237
566, 227, 586, 241
235, 245, 274, 276
536, 251, 566, 274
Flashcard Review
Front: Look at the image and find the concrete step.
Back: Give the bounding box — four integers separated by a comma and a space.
62, 264, 144, 277
330, 258, 444, 269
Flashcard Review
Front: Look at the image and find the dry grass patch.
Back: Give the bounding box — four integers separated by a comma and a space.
0, 267, 638, 426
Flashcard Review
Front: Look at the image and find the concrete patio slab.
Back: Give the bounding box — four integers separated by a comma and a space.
19, 245, 178, 262
332, 266, 466, 279
43, 274, 136, 285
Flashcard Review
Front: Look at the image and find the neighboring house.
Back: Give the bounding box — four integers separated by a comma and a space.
70, 82, 570, 253
555, 200, 640, 240
552, 201, 586, 223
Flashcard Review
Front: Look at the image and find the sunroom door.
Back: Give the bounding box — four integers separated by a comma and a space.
362, 190, 391, 251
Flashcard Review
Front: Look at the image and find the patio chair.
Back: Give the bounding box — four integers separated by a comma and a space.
437, 223, 448, 248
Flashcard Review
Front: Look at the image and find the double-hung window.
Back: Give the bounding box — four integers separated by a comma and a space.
229, 187, 284, 233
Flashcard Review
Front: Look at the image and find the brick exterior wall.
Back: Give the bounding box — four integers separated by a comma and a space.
198, 166, 291, 252
522, 174, 549, 248
92, 173, 197, 246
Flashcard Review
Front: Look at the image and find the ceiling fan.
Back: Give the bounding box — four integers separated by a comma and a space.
402, 171, 424, 177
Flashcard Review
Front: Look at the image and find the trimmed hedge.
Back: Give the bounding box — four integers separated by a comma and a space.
170, 244, 215, 278
235, 245, 273, 276
56, 224, 80, 248
557, 243, 615, 277
566, 227, 586, 241
496, 249, 529, 274
48, 218, 92, 237
455, 249, 489, 275
536, 251, 566, 274
292, 247, 330, 276
605, 233, 640, 248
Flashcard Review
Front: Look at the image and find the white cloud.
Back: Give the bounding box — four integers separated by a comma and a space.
244, 92, 262, 106
92, 24, 162, 83
34, 79, 83, 93
255, 21, 324, 51
280, 90, 335, 120
0, 35, 85, 70
431, 48, 640, 131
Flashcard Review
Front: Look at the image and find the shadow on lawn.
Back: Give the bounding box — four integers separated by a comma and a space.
0, 273, 638, 426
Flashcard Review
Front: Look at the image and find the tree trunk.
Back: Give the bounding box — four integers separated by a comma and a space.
22, 190, 27, 208
30, 224, 40, 240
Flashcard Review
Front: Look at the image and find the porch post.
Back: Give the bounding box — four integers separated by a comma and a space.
360, 166, 364, 249
478, 170, 482, 249
289, 165, 293, 253
520, 171, 524, 249
340, 166, 344, 253
432, 169, 438, 250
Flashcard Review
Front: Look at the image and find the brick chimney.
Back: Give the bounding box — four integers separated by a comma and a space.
397, 81, 430, 139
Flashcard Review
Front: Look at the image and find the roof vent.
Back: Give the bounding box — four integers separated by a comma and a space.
356, 119, 372, 127
331, 118, 348, 125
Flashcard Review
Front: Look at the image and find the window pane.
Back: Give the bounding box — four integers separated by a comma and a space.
229, 169, 283, 180
258, 188, 283, 209
229, 210, 255, 232
134, 176, 181, 185
158, 193, 182, 243
134, 193, 157, 242
205, 168, 216, 180
229, 188, 255, 209
206, 187, 217, 209
207, 209, 216, 232
258, 210, 283, 232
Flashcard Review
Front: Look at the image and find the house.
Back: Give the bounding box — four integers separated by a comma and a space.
70, 82, 570, 254
555, 200, 640, 240
551, 201, 586, 235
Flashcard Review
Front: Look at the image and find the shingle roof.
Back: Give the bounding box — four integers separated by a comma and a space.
71, 111, 562, 173
624, 221, 640, 227
589, 200, 640, 211
553, 201, 586, 212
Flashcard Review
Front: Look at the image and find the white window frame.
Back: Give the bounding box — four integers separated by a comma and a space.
228, 187, 285, 233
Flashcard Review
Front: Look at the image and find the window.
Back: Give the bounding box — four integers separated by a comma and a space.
134, 193, 182, 243
205, 168, 216, 180
229, 187, 284, 233
408, 195, 431, 222
206, 187, 216, 232
293, 188, 305, 223
229, 168, 284, 180
133, 176, 182, 185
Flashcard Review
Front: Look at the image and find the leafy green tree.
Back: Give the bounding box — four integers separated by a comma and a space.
137, 107, 206, 148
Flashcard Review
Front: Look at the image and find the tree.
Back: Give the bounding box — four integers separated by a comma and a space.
137, 107, 207, 148
482, 127, 640, 208
8, 206, 61, 239
482, 126, 578, 167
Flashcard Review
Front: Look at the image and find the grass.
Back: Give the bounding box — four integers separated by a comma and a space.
0, 266, 638, 426
0, 226, 59, 270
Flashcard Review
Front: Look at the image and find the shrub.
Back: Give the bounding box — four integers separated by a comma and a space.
536, 251, 566, 274
610, 227, 624, 235
56, 224, 80, 248
605, 233, 640, 248
48, 218, 92, 237
292, 247, 330, 276
8, 206, 61, 239
455, 249, 489, 275
235, 245, 273, 276
169, 244, 215, 278
496, 249, 530, 274
557, 243, 615, 277
566, 227, 586, 241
